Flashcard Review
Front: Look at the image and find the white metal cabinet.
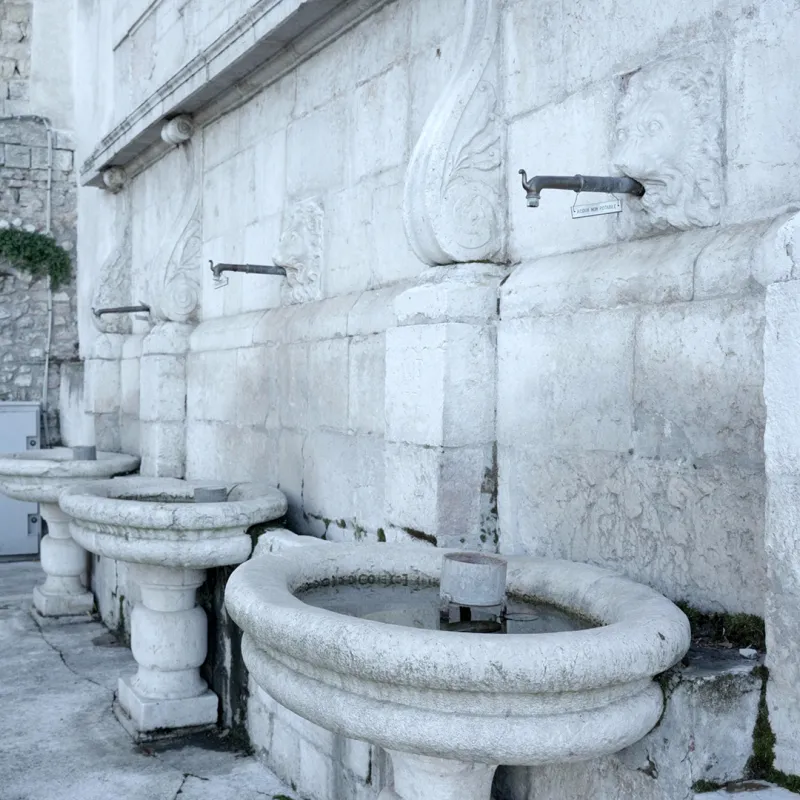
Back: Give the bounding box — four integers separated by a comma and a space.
0, 402, 41, 557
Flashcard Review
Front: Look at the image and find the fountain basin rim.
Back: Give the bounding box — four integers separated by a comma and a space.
59, 477, 287, 531
0, 448, 140, 479
225, 544, 690, 695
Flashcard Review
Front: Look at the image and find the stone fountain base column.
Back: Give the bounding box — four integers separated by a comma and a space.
116, 563, 218, 735
34, 503, 94, 618
380, 751, 496, 800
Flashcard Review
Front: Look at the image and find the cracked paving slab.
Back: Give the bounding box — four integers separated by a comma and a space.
0, 561, 294, 800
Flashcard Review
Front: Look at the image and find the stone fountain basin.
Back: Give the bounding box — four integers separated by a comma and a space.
0, 448, 140, 503
60, 477, 287, 570
226, 544, 690, 766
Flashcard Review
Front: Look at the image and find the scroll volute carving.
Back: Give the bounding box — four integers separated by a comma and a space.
147, 136, 202, 324
612, 53, 723, 237
403, 0, 505, 266
91, 190, 133, 334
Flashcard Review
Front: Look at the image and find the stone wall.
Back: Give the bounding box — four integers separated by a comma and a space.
74, 0, 800, 797
0, 1, 78, 444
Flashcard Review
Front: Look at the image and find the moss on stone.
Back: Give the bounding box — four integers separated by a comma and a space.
745, 665, 800, 793
376, 528, 386, 542
692, 779, 724, 792
402, 527, 437, 546
676, 601, 766, 650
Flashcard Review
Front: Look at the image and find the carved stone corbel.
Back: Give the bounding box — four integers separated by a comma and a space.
102, 167, 127, 193
403, 0, 504, 266
147, 139, 202, 323
161, 115, 194, 145
274, 198, 324, 304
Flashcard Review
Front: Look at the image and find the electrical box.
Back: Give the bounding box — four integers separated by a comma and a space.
0, 402, 41, 557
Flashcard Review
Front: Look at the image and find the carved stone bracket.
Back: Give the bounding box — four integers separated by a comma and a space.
148, 139, 202, 323
161, 115, 194, 145
274, 198, 323, 304
91, 191, 133, 334
403, 0, 504, 266
102, 167, 127, 193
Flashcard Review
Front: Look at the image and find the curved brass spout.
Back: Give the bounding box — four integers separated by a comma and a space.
518, 170, 645, 208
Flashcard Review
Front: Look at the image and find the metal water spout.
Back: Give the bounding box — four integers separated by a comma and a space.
209, 260, 286, 280
518, 170, 645, 208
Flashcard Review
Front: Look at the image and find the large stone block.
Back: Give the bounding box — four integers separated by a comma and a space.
324, 184, 373, 297
139, 420, 185, 478
764, 474, 800, 775
634, 296, 764, 464
348, 334, 385, 436
139, 354, 186, 423
235, 345, 280, 429
286, 99, 347, 198
726, 4, 800, 223
186, 350, 238, 423
386, 323, 495, 448
278, 342, 309, 431
764, 280, 800, 477
308, 338, 349, 432
385, 440, 493, 548
498, 446, 765, 613
371, 180, 422, 286
507, 81, 616, 262
497, 310, 635, 453
294, 32, 353, 118
501, 230, 704, 320
83, 357, 121, 414
353, 64, 409, 180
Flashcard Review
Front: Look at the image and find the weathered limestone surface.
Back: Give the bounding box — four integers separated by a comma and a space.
71, 0, 800, 797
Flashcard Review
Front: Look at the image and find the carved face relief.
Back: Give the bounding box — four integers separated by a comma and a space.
274, 199, 323, 304
612, 55, 722, 236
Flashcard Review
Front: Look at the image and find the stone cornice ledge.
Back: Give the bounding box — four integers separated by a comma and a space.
81, 0, 389, 188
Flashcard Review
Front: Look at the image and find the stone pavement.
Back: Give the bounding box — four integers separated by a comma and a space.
0, 561, 294, 800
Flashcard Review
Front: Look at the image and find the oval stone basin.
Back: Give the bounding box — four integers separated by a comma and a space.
0, 447, 140, 618
225, 544, 690, 800
60, 476, 286, 570
60, 476, 287, 738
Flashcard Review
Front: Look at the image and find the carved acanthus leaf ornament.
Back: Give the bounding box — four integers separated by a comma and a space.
403, 0, 504, 266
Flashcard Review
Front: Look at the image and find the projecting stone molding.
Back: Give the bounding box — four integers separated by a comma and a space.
403, 0, 505, 266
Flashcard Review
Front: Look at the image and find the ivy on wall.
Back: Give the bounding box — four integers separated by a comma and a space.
0, 228, 71, 290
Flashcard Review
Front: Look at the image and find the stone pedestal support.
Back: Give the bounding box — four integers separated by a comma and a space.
34, 502, 93, 617
139, 321, 193, 478
384, 264, 505, 549
379, 752, 496, 800
763, 270, 800, 775
117, 563, 217, 734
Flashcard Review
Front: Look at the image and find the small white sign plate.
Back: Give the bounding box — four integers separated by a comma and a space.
571, 197, 622, 219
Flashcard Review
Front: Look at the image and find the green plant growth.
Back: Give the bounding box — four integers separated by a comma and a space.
746, 666, 800, 793
692, 779, 723, 792
676, 602, 766, 650
0, 228, 71, 289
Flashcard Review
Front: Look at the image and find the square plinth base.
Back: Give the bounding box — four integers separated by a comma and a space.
33, 585, 95, 619
116, 676, 219, 739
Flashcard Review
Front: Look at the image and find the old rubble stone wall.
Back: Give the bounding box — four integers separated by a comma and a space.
0, 0, 78, 444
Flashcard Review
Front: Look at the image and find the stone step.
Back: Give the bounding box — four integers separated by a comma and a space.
696, 783, 799, 798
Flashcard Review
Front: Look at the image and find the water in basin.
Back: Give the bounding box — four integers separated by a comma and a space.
296, 582, 595, 634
